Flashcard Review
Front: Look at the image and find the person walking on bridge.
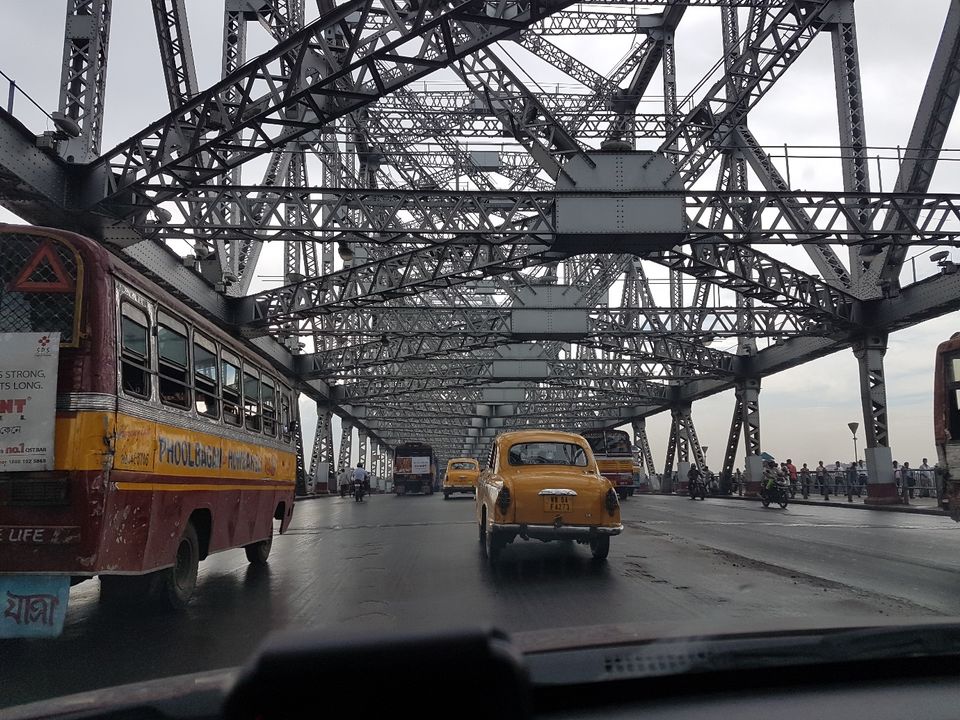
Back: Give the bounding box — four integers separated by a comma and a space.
786, 459, 798, 496
816, 461, 829, 500
799, 463, 811, 499
902, 461, 914, 503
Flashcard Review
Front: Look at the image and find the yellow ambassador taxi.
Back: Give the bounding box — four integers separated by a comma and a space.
443, 457, 480, 499
476, 430, 623, 563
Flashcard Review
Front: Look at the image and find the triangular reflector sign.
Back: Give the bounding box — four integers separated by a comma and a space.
9, 240, 74, 293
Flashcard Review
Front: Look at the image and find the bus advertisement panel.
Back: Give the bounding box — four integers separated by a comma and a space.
0, 332, 59, 472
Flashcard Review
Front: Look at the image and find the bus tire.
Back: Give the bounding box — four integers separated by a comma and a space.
244, 527, 273, 565
159, 522, 200, 610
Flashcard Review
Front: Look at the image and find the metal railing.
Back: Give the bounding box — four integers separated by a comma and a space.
639, 467, 942, 503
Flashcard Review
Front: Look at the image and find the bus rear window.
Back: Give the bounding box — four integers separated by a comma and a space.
0, 234, 80, 345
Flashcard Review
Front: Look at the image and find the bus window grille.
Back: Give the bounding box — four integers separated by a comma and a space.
0, 235, 78, 343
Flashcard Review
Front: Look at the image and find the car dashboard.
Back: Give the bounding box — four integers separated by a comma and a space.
4, 621, 960, 720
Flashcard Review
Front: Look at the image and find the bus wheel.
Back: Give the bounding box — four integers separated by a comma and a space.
244, 526, 273, 565
159, 523, 200, 610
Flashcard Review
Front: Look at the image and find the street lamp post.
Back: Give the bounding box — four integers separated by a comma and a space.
847, 422, 859, 503
848, 422, 859, 462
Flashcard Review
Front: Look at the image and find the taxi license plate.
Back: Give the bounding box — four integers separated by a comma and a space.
0, 574, 70, 638
543, 496, 572, 513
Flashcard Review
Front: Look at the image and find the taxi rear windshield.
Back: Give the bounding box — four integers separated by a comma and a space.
451, 461, 476, 470
507, 442, 588, 467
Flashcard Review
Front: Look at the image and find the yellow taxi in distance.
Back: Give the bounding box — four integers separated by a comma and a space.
444, 457, 480, 499
476, 430, 623, 563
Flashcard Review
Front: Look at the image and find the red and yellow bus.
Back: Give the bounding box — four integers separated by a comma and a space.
581, 429, 635, 499
0, 225, 298, 621
934, 333, 960, 520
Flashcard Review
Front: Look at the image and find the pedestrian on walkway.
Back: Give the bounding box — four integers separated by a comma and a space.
833, 460, 844, 495
799, 463, 811, 499
857, 459, 867, 495
893, 460, 901, 495
786, 459, 798, 496
734, 468, 743, 495
816, 461, 829, 500
920, 457, 932, 498
846, 461, 858, 500
903, 461, 914, 502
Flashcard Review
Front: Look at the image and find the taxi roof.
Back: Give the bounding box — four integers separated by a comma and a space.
447, 457, 478, 464
494, 430, 589, 446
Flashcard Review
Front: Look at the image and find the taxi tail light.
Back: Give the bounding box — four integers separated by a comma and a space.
496, 487, 511, 514
605, 488, 619, 516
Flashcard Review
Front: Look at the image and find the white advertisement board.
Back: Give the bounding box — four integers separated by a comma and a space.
0, 332, 59, 472
411, 456, 431, 475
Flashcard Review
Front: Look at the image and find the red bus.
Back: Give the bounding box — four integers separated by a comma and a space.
934, 333, 960, 520
0, 225, 298, 632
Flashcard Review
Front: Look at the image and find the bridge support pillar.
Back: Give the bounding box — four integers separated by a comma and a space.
337, 422, 353, 493
853, 335, 898, 504
665, 405, 704, 494
631, 419, 655, 493
309, 407, 332, 494
739, 380, 764, 497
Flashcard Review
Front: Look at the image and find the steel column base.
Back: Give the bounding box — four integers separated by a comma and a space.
744, 480, 763, 497
863, 446, 897, 505
864, 483, 901, 505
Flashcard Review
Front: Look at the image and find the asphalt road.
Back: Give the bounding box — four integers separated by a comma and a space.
3, 493, 959, 708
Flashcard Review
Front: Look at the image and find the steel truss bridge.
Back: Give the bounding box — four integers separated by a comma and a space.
2, 0, 960, 494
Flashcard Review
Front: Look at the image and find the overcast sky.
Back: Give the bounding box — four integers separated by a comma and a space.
1, 1, 958, 472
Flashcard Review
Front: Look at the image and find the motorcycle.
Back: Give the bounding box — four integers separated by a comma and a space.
353, 478, 366, 503
761, 477, 790, 509
688, 475, 707, 501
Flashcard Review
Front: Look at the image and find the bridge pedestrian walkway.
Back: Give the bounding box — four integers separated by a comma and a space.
724, 493, 946, 516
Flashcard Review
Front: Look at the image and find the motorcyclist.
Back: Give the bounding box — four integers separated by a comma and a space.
687, 465, 703, 499
762, 461, 779, 498
351, 462, 369, 499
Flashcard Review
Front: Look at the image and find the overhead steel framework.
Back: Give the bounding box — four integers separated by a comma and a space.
2, 0, 960, 500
